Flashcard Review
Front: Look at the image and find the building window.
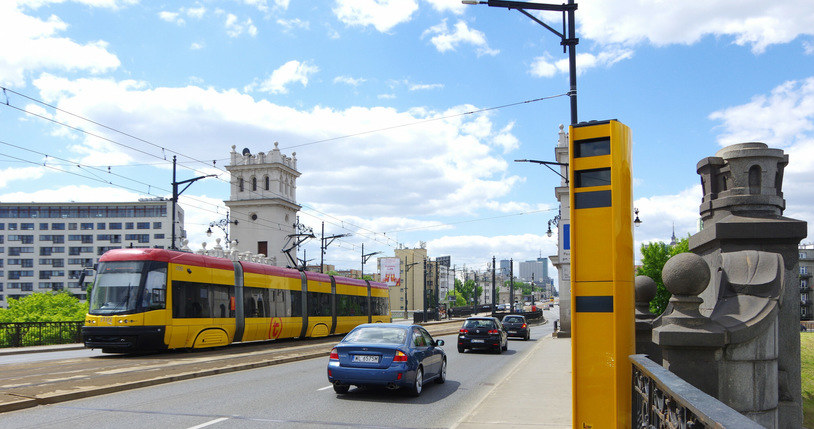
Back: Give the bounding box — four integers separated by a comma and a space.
21, 223, 34, 230
40, 223, 49, 230
239, 177, 244, 192
137, 222, 150, 229
153, 222, 162, 229
265, 176, 269, 190
252, 177, 257, 191
8, 223, 17, 230
69, 223, 77, 230
52, 223, 65, 230
154, 234, 165, 239
125, 222, 134, 229
80, 223, 94, 230
803, 267, 809, 275
109, 223, 122, 230
97, 222, 106, 230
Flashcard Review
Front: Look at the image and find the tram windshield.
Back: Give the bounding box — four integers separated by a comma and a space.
89, 261, 167, 315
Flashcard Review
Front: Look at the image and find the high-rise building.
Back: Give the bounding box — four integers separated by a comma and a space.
519, 258, 549, 282
0, 199, 181, 307
499, 259, 511, 276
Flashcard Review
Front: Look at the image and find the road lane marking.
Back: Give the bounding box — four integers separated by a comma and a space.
318, 385, 333, 391
186, 417, 229, 429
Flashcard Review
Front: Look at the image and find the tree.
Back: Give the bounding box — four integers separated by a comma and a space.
636, 237, 690, 315
453, 278, 482, 305
0, 291, 88, 323
446, 291, 467, 307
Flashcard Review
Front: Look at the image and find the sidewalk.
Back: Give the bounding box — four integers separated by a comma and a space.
454, 333, 572, 429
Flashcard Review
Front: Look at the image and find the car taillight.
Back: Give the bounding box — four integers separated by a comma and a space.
393, 350, 408, 362
488, 329, 499, 334
459, 329, 468, 334
522, 323, 527, 328
329, 348, 339, 361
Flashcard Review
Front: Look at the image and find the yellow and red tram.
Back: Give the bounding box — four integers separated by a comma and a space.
82, 248, 390, 352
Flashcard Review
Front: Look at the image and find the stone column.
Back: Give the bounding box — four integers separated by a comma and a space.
690, 142, 807, 427
634, 275, 660, 362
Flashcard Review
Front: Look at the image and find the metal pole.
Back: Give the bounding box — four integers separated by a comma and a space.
361, 243, 364, 278
567, 0, 578, 125
320, 221, 325, 273
171, 155, 177, 250
492, 256, 496, 311
423, 257, 428, 322
510, 258, 514, 311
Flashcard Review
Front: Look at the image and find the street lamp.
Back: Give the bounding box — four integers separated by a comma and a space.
634, 208, 642, 227
546, 213, 561, 237
206, 212, 238, 247
463, 0, 579, 125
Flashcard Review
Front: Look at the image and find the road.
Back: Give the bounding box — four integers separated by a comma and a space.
0, 313, 555, 428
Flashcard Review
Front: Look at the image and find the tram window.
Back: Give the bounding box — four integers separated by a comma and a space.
307, 291, 330, 317
211, 285, 232, 318
142, 265, 167, 311
290, 290, 303, 317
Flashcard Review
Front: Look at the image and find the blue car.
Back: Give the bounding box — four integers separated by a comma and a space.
327, 323, 446, 396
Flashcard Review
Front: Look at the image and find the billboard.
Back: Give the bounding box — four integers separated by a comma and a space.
380, 257, 401, 287
436, 255, 451, 267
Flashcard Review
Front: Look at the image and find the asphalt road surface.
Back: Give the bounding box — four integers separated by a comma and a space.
0, 313, 555, 429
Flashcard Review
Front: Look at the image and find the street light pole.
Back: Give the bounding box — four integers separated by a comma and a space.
463, 0, 579, 125
171, 155, 217, 250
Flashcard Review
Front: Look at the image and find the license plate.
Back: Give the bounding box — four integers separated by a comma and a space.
353, 355, 379, 363
508, 331, 517, 334
471, 339, 484, 343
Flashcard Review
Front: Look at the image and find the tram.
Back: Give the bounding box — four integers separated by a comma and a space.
81, 248, 390, 352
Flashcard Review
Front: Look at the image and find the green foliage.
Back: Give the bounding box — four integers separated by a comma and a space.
802, 333, 814, 427
0, 291, 88, 323
446, 291, 467, 307
362, 275, 373, 281
453, 278, 482, 305
636, 237, 690, 315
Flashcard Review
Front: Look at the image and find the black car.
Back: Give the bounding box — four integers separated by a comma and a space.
502, 315, 530, 341
457, 317, 508, 354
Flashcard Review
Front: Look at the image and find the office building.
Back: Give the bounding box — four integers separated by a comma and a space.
0, 199, 182, 307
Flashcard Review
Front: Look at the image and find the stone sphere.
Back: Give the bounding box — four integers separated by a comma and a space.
634, 275, 657, 303
662, 252, 710, 296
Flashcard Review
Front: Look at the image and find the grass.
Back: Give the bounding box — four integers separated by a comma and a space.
803, 332, 814, 428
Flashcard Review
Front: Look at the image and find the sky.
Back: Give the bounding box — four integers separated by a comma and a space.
2, 0, 814, 286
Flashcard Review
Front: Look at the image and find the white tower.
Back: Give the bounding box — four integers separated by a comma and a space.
225, 143, 301, 267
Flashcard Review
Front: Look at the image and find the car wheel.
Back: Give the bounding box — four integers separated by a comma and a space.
333, 384, 349, 394
410, 367, 423, 396
494, 345, 502, 354
524, 332, 530, 341
502, 339, 508, 351
457, 345, 465, 353
435, 359, 447, 384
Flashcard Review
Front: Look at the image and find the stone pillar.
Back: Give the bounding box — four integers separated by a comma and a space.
689, 142, 807, 427
652, 253, 726, 397
634, 275, 661, 362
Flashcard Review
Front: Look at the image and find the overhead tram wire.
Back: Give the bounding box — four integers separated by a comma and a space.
1, 87, 568, 250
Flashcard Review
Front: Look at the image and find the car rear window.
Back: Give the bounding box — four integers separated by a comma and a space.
463, 319, 496, 329
503, 317, 523, 323
343, 327, 407, 344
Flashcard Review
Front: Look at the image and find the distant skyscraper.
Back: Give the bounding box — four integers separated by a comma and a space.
499, 259, 511, 276
519, 258, 549, 283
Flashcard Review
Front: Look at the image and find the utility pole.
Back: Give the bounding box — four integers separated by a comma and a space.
423, 257, 428, 322
510, 258, 515, 311
171, 155, 216, 250
320, 221, 350, 273
492, 256, 496, 312
361, 243, 381, 279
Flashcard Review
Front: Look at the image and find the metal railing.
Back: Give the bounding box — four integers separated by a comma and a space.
631, 354, 764, 428
0, 321, 84, 348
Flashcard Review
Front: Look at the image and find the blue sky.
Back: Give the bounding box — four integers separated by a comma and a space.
2, 0, 813, 282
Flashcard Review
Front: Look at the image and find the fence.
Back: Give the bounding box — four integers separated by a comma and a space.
0, 321, 84, 348
630, 354, 763, 428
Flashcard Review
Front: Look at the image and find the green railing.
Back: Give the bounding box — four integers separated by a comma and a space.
0, 321, 84, 348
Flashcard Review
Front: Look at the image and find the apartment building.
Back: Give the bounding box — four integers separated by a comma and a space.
0, 199, 183, 307
801, 244, 814, 321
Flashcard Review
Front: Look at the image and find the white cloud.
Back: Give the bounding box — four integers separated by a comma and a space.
334, 76, 366, 87
333, 0, 419, 33
30, 75, 524, 222
0, 184, 141, 202
0, 166, 47, 188
225, 14, 258, 38
17, 0, 138, 9
248, 60, 319, 94
423, 19, 498, 56
0, 2, 120, 86
158, 11, 184, 25
423, 0, 465, 15
579, 1, 814, 54
530, 47, 634, 78
709, 76, 814, 239
428, 233, 557, 269
409, 83, 443, 91
190, 42, 205, 50
277, 18, 309, 33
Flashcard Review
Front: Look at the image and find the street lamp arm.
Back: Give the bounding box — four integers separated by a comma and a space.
515, 159, 569, 183
484, 0, 576, 12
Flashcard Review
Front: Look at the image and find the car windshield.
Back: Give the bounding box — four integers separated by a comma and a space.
504, 317, 523, 323
463, 319, 495, 329
343, 327, 407, 344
